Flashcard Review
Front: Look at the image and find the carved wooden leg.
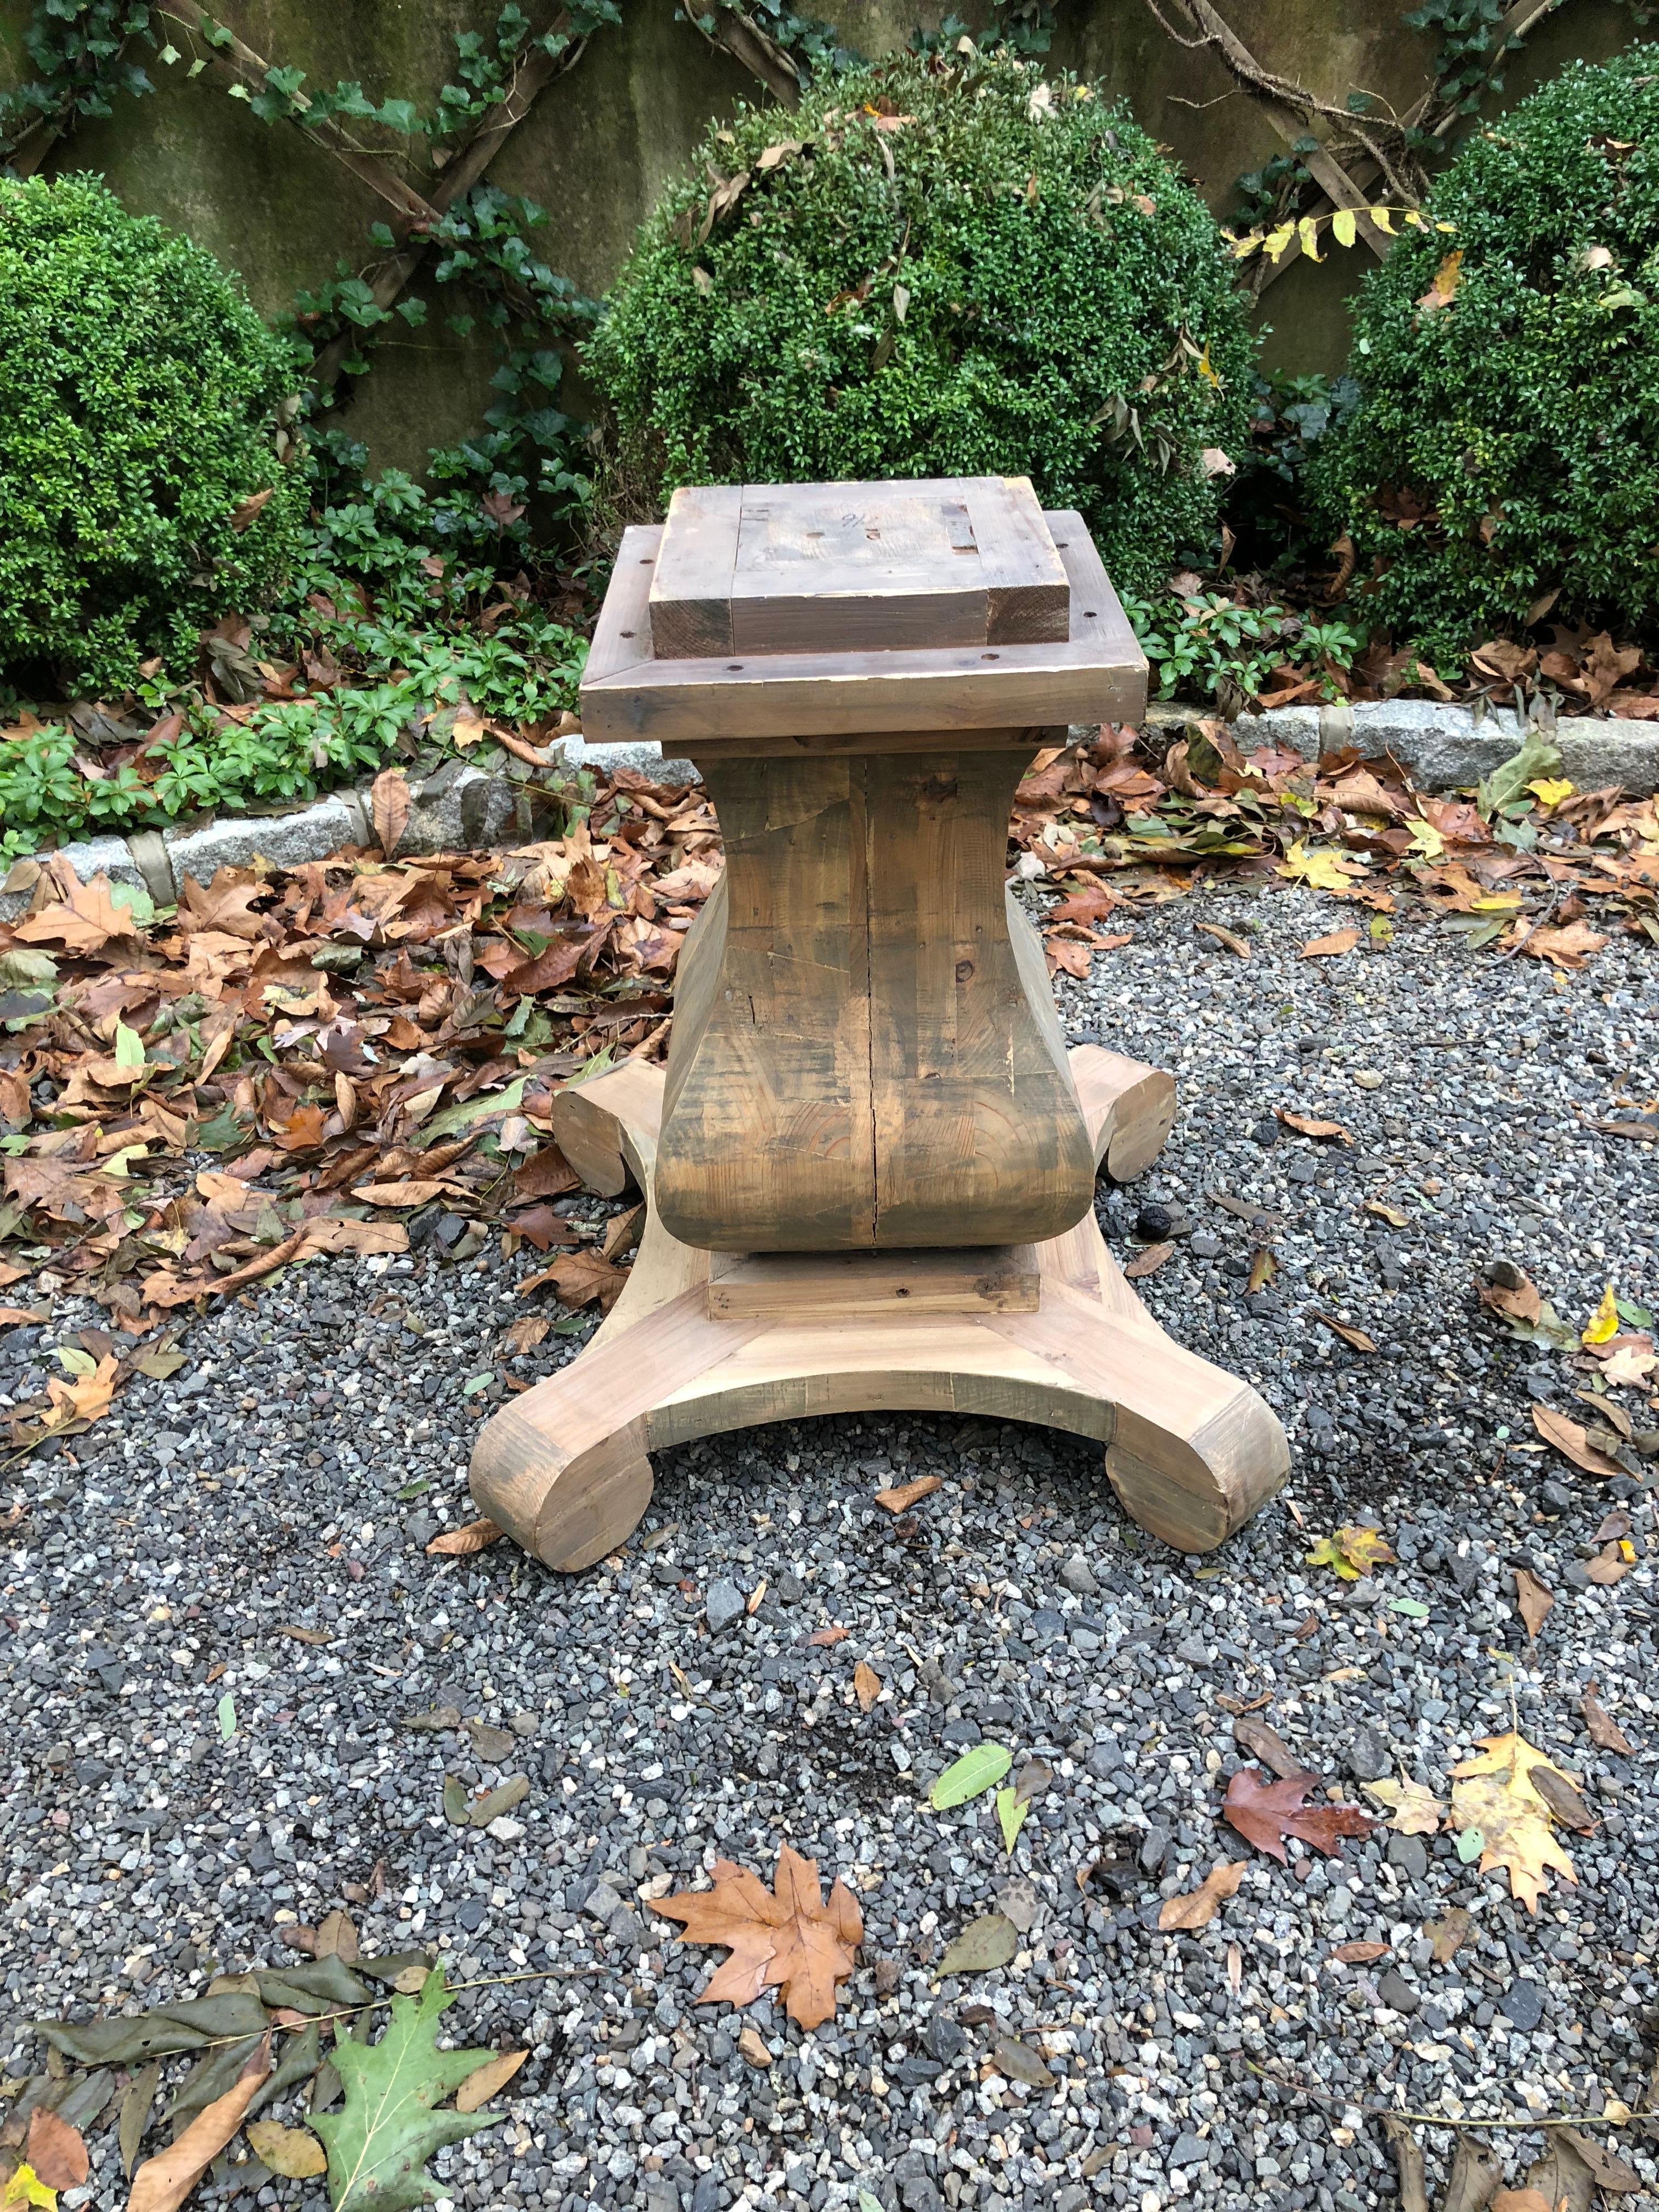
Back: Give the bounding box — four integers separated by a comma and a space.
471, 1057, 1287, 1568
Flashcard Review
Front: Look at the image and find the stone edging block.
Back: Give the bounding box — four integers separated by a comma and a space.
4, 704, 1651, 921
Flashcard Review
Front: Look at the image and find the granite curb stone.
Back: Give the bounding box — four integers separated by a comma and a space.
5, 702, 1652, 923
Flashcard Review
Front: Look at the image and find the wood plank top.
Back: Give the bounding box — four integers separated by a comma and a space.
584, 510, 1146, 746
649, 476, 1070, 659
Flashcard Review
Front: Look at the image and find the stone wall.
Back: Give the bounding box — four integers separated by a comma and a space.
0, 0, 1638, 468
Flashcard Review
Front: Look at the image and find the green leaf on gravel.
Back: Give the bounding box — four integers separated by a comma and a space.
938, 1913, 1018, 1976
309, 1966, 501, 2212
114, 1020, 144, 1071
995, 1788, 1029, 1855
1388, 1597, 1430, 1620
217, 1692, 237, 1739
1454, 1827, 1485, 1863
992, 2033, 1055, 2087
928, 1742, 1012, 1810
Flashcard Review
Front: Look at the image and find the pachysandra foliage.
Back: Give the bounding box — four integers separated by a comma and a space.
0, 172, 303, 695
588, 50, 1253, 597
1315, 46, 1659, 659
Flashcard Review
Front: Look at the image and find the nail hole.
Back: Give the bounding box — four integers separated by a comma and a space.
727, 663, 744, 672
981, 652, 1000, 661
1053, 539, 1069, 548
620, 630, 635, 638
1084, 610, 1097, 618
639, 556, 652, 564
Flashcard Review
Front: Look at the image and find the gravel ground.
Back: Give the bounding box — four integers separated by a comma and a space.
3, 883, 1657, 2212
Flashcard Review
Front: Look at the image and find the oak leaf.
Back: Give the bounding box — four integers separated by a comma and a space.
1448, 1732, 1577, 1914
1361, 1776, 1443, 1835
650, 1844, 863, 2031
1222, 1768, 1376, 1863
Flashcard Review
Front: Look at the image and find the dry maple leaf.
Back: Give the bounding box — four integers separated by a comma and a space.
1276, 1108, 1352, 1143
1222, 1767, 1376, 1864
1305, 1523, 1395, 1580
1449, 1732, 1578, 1914
650, 1844, 863, 2031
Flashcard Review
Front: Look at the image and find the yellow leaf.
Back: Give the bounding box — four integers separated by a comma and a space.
1582, 1282, 1620, 1346
1306, 1524, 1396, 1581
1197, 340, 1220, 389
1449, 1732, 1577, 1914
1277, 839, 1362, 893
1265, 223, 1295, 263
1331, 208, 1357, 249
1527, 777, 1573, 808
1298, 215, 1323, 262
1407, 817, 1445, 861
1231, 232, 1262, 258
0, 2164, 57, 2210
1368, 205, 1397, 234
1418, 248, 1463, 312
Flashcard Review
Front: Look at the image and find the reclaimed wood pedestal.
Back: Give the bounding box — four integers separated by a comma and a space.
469, 477, 1289, 1567
471, 1047, 1289, 1569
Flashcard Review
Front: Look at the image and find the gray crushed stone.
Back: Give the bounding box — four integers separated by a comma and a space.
1, 884, 1655, 2212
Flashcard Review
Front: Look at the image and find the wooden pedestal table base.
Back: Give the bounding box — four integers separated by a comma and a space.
470, 1049, 1289, 1571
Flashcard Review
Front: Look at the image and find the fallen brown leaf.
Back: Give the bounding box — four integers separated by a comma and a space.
128, 2033, 270, 2212
455, 2048, 529, 2112
1581, 1682, 1634, 1753
1316, 1313, 1376, 1353
1299, 928, 1361, 958
1156, 1859, 1245, 1930
650, 1844, 863, 2030
853, 1661, 881, 1713
1531, 1403, 1624, 1478
1222, 1767, 1375, 1863
1122, 1242, 1173, 1279
1514, 1567, 1553, 1641
426, 1518, 505, 1556
1277, 1109, 1352, 1143
1194, 921, 1249, 958
874, 1475, 941, 1513
1330, 1939, 1389, 1964
26, 2108, 89, 2189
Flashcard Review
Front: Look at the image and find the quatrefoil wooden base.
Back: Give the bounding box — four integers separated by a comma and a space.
469, 1048, 1289, 1570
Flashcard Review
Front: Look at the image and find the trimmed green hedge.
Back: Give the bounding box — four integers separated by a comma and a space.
1316, 48, 1659, 660
587, 49, 1253, 597
0, 172, 304, 696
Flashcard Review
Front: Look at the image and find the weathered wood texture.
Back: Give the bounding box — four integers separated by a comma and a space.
648, 476, 1070, 659
470, 1059, 1290, 1571
652, 741, 1097, 1252
583, 512, 1144, 743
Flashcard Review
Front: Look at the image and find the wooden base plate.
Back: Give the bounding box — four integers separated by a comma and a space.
469, 1050, 1289, 1571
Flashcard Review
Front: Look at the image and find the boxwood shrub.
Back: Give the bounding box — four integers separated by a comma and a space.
586, 49, 1253, 597
0, 172, 304, 696
1315, 48, 1659, 659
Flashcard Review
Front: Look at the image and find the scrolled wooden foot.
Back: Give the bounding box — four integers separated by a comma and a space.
473, 1062, 1286, 1572
1070, 1043, 1177, 1183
